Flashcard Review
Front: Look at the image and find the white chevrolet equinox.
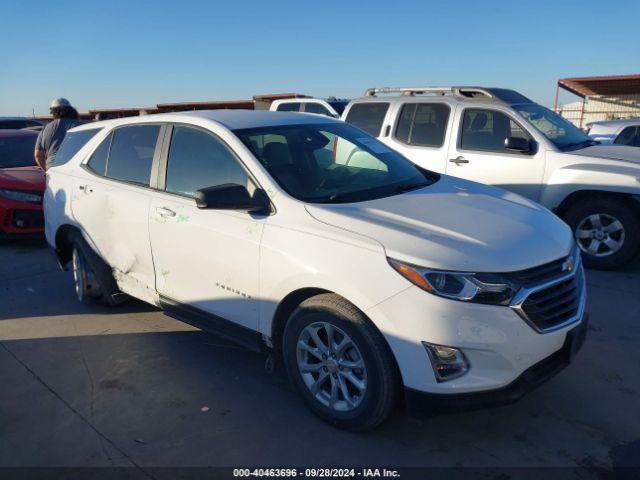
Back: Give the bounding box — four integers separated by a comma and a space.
44, 110, 588, 430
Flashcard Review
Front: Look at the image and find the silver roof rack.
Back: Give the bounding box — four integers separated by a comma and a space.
363, 86, 495, 99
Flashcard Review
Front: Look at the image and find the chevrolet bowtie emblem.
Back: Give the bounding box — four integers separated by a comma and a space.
562, 258, 574, 272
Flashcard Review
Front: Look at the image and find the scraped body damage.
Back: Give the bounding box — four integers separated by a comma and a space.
71, 177, 157, 302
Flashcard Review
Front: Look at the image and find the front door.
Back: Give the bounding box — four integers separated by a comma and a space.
446, 107, 545, 201
148, 125, 265, 330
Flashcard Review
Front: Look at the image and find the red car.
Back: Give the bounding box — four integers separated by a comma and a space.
0, 130, 45, 238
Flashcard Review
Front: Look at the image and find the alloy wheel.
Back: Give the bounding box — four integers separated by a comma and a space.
575, 213, 625, 257
296, 322, 367, 412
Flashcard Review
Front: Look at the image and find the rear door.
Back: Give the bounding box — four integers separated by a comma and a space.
445, 107, 545, 200
384, 101, 453, 173
72, 124, 163, 302
147, 124, 265, 330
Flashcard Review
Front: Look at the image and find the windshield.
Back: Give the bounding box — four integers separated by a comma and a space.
234, 122, 435, 204
513, 104, 594, 150
0, 135, 37, 168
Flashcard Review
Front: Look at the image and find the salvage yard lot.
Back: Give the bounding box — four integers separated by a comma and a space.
1, 240, 639, 472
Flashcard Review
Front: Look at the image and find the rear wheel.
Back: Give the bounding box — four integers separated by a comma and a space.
564, 197, 640, 270
282, 294, 399, 430
71, 236, 123, 306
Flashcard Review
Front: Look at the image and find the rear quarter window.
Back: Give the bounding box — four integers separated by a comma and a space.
276, 102, 301, 112
395, 103, 450, 147
54, 128, 102, 167
344, 102, 390, 137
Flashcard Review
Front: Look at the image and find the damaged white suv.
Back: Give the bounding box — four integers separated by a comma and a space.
45, 110, 587, 429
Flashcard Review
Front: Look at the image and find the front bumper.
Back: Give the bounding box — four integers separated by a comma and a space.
0, 198, 44, 235
366, 267, 587, 394
404, 315, 588, 415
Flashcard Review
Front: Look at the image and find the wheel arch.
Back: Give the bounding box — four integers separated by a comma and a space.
270, 287, 332, 351
554, 189, 640, 219
269, 288, 405, 391
54, 224, 81, 270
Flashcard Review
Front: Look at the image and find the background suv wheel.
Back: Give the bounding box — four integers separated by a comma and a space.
282, 293, 399, 430
564, 197, 640, 270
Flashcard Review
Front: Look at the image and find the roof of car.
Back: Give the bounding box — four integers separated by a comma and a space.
70, 109, 338, 133
0, 129, 39, 138
349, 87, 533, 107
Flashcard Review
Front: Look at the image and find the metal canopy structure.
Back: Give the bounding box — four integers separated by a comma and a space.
556, 74, 640, 99
554, 74, 640, 128
156, 100, 255, 112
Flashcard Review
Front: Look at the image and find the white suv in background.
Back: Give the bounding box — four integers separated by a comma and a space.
45, 110, 587, 430
587, 118, 640, 146
270, 97, 349, 118
343, 87, 640, 270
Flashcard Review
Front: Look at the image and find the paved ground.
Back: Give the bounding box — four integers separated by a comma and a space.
1, 239, 639, 475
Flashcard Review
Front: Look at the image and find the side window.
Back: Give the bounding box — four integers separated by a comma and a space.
304, 103, 331, 116
87, 133, 112, 175
344, 102, 390, 137
614, 126, 638, 146
165, 126, 250, 197
106, 125, 160, 185
276, 102, 301, 112
395, 103, 449, 147
55, 128, 101, 167
460, 109, 530, 153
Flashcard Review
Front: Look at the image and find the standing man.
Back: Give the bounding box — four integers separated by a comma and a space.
34, 98, 80, 170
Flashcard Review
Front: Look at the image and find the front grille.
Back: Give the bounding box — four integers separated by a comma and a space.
507, 257, 566, 287
517, 265, 584, 332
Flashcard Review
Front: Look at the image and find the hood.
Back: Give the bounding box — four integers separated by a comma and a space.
0, 166, 46, 191
568, 145, 640, 164
305, 176, 573, 272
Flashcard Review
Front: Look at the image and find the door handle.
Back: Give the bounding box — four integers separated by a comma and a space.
79, 184, 93, 193
449, 156, 469, 165
156, 207, 176, 218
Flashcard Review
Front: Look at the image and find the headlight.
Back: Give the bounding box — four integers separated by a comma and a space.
0, 188, 43, 203
388, 258, 518, 305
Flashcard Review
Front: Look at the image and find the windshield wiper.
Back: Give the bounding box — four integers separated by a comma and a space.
319, 182, 426, 204
391, 182, 425, 194
561, 139, 598, 150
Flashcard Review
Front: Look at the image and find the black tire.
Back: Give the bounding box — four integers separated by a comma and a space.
563, 197, 640, 270
71, 235, 123, 306
282, 293, 399, 430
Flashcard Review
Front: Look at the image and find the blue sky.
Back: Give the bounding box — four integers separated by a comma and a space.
2, 0, 639, 116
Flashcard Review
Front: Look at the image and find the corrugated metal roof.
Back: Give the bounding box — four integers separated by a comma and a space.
156, 100, 255, 111
253, 93, 309, 101
558, 74, 640, 97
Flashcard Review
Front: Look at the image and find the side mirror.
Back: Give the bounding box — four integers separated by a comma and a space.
505, 136, 534, 154
194, 184, 270, 213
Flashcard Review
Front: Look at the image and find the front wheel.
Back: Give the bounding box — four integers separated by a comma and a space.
282, 294, 399, 430
564, 197, 640, 270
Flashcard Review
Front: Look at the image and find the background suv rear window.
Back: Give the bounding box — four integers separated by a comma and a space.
344, 102, 389, 136
395, 103, 449, 147
276, 102, 301, 112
